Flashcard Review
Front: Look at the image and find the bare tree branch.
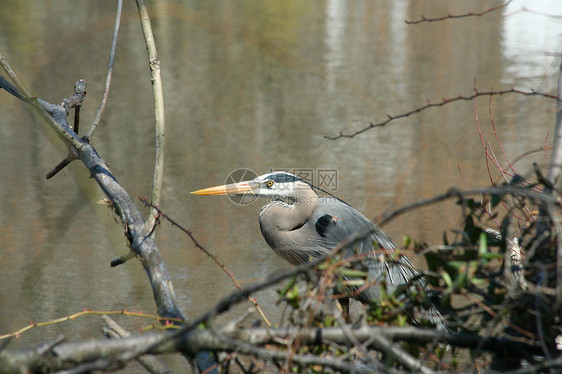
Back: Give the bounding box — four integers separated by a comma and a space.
0, 52, 32, 98
0, 324, 547, 372
85, 0, 123, 141
377, 185, 557, 228
0, 60, 210, 370
45, 80, 86, 179
0, 74, 23, 100
508, 7, 562, 19
325, 88, 559, 140
136, 0, 166, 234
102, 315, 170, 374
140, 197, 273, 327
405, 1, 511, 25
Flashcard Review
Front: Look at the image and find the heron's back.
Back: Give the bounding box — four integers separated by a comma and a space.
311, 196, 420, 302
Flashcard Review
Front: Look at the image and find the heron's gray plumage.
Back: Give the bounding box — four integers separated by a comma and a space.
256, 174, 418, 303
192, 171, 442, 326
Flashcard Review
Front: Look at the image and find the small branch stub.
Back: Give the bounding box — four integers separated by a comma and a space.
45, 80, 87, 179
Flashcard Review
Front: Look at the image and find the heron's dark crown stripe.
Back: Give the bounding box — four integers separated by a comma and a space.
266, 172, 302, 184
264, 171, 352, 207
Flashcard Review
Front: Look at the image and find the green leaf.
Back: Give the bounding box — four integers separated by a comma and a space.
338, 269, 368, 278
285, 284, 301, 308
403, 235, 412, 248
344, 279, 369, 287
447, 261, 465, 270
471, 277, 487, 286
453, 271, 468, 291
286, 285, 299, 299
278, 276, 298, 297
478, 232, 487, 258
323, 315, 335, 327
442, 272, 453, 288
483, 252, 503, 260
396, 314, 408, 327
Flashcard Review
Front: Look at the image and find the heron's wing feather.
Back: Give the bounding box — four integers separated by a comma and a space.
312, 197, 392, 249
313, 197, 420, 302
311, 196, 444, 327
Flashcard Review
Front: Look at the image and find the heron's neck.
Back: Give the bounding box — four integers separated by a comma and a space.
257, 186, 319, 265
259, 187, 316, 232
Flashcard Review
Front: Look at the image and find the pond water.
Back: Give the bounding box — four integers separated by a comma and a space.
0, 0, 560, 371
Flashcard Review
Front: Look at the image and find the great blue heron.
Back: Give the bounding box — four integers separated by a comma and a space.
192, 171, 438, 322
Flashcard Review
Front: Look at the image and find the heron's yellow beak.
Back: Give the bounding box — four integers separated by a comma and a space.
190, 181, 254, 196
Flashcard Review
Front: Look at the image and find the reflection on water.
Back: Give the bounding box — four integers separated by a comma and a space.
0, 1, 561, 369
324, 0, 347, 92
503, 0, 562, 88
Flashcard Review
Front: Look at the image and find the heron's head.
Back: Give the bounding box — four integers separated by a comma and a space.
191, 172, 311, 201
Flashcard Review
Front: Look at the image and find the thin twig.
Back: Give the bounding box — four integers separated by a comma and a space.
405, 1, 511, 24
325, 87, 559, 140
45, 154, 77, 179
85, 0, 123, 140
45, 80, 87, 179
140, 198, 273, 327
507, 7, 562, 19
489, 90, 515, 175
153, 223, 378, 351
0, 309, 184, 341
485, 90, 535, 219
473, 86, 534, 224
463, 293, 536, 340
377, 185, 557, 228
0, 51, 32, 98
0, 56, 86, 152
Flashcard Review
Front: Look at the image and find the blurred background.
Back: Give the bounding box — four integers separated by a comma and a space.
0, 0, 561, 370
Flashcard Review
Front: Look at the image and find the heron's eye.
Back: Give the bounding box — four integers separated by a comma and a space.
265, 180, 274, 188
